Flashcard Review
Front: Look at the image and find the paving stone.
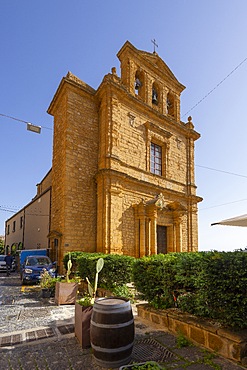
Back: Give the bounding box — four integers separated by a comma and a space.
45, 327, 56, 337
213, 357, 244, 370
172, 346, 207, 361
12, 333, 22, 344
36, 328, 48, 339
153, 331, 178, 349
1, 335, 12, 346
26, 330, 37, 342
57, 324, 74, 334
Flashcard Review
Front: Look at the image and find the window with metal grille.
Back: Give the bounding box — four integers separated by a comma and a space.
151, 142, 162, 175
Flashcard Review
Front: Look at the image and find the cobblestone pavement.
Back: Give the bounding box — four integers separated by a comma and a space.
0, 272, 245, 370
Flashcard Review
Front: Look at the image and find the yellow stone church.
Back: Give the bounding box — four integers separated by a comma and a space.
47, 41, 202, 268
5, 41, 202, 270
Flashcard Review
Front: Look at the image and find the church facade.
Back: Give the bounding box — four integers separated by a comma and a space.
47, 41, 202, 270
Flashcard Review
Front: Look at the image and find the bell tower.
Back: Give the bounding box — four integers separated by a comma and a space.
117, 41, 185, 122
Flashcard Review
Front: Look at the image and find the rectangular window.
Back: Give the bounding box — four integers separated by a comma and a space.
150, 142, 162, 175
20, 216, 23, 229
13, 221, 16, 232
7, 224, 10, 235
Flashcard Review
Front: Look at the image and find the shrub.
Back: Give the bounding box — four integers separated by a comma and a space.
132, 254, 179, 309
111, 284, 135, 302
194, 251, 247, 328
133, 251, 247, 329
65, 252, 135, 291
63, 251, 83, 271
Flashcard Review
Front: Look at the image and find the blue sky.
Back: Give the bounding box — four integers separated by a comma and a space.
1, 0, 247, 251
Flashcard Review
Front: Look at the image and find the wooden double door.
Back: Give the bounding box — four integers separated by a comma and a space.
157, 225, 167, 254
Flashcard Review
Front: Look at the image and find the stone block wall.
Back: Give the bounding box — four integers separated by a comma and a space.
137, 304, 247, 365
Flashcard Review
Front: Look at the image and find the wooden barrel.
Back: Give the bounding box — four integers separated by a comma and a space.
90, 297, 135, 368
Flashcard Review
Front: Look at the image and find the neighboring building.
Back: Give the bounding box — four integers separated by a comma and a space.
4, 41, 202, 270
47, 41, 202, 270
0, 235, 4, 253
5, 170, 51, 253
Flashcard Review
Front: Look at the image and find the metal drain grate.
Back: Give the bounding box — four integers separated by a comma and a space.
131, 338, 175, 363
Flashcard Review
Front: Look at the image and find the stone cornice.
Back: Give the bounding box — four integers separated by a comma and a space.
96, 168, 202, 205
96, 74, 200, 141
47, 71, 96, 115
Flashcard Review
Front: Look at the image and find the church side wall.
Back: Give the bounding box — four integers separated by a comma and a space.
62, 87, 98, 253
50, 91, 67, 241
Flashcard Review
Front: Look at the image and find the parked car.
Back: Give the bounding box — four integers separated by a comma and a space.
20, 255, 56, 284
0, 255, 16, 272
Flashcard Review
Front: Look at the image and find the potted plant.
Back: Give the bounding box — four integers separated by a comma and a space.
40, 269, 57, 298
55, 253, 79, 305
75, 257, 104, 348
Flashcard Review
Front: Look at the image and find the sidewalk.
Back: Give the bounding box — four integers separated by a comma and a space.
0, 273, 245, 370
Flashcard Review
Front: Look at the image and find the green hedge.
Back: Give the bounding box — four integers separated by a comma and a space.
132, 253, 178, 308
63, 251, 83, 271
192, 251, 247, 328
63, 250, 247, 328
132, 251, 247, 329
63, 252, 135, 290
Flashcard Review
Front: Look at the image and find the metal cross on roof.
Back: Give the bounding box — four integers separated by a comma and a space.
151, 39, 158, 53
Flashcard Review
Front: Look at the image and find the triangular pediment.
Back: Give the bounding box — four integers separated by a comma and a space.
117, 41, 185, 92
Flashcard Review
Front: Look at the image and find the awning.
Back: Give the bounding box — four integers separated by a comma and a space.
211, 214, 247, 227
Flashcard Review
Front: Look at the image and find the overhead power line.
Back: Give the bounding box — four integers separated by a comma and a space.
196, 165, 247, 178
200, 198, 247, 211
0, 113, 52, 131
0, 207, 49, 217
0, 207, 17, 213
182, 56, 247, 118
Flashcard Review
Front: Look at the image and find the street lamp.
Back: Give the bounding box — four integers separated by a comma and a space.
27, 122, 41, 134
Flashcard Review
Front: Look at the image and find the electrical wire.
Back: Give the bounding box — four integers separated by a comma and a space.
0, 208, 49, 217
200, 198, 247, 211
196, 165, 247, 178
0, 207, 17, 213
0, 206, 49, 216
182, 56, 247, 118
0, 113, 53, 131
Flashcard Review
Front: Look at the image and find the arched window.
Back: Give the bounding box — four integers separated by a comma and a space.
167, 92, 175, 116
134, 70, 144, 97
18, 242, 23, 250
152, 83, 160, 106
11, 243, 17, 254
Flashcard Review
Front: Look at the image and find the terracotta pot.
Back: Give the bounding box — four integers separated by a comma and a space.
55, 282, 78, 305
75, 302, 93, 348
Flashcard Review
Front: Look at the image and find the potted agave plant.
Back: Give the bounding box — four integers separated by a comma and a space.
75, 257, 104, 348
55, 253, 79, 305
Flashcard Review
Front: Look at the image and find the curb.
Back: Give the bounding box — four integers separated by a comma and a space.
0, 324, 74, 348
